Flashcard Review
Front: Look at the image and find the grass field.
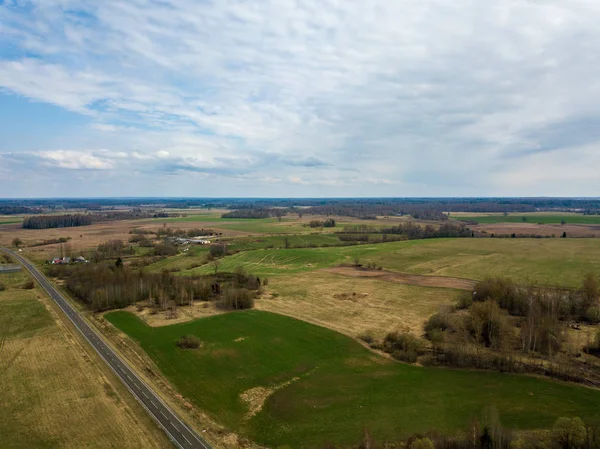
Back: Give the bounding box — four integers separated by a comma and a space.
454, 213, 600, 224
0, 272, 170, 448
257, 271, 460, 337
106, 310, 600, 448
181, 238, 600, 287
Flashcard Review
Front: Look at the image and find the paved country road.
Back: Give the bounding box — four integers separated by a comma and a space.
1, 248, 212, 449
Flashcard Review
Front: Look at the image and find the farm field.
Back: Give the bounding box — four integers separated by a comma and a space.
180, 238, 600, 287
106, 310, 600, 449
257, 271, 461, 337
0, 271, 170, 449
454, 213, 600, 225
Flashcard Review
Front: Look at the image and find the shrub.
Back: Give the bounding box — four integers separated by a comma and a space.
425, 313, 450, 340
209, 244, 228, 258
410, 438, 435, 449
383, 332, 423, 363
176, 334, 201, 349
358, 331, 375, 344
585, 306, 600, 324
456, 291, 473, 309
216, 288, 255, 310
0, 282, 5, 292
22, 279, 35, 290
153, 243, 178, 256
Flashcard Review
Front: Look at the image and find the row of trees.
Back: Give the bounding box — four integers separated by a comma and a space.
308, 218, 336, 228
419, 275, 600, 385
351, 415, 600, 449
338, 222, 473, 241
47, 261, 261, 312
221, 208, 287, 219
22, 210, 168, 229
23, 214, 94, 229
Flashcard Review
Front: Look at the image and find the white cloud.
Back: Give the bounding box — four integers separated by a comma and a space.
37, 150, 115, 170
2, 0, 600, 195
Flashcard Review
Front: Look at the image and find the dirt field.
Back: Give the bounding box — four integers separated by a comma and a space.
324, 266, 476, 290
472, 222, 600, 238
256, 271, 460, 339
0, 218, 249, 256
0, 274, 171, 448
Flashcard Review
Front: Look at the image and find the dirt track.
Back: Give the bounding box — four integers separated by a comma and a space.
324, 266, 476, 290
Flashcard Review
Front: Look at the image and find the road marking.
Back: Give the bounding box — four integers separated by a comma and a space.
182, 433, 192, 445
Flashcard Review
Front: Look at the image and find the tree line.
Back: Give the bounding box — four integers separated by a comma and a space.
419, 275, 600, 385
47, 262, 261, 312
347, 414, 600, 449
22, 210, 175, 229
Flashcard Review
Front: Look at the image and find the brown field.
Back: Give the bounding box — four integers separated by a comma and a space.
255, 271, 460, 339
0, 274, 171, 449
473, 222, 600, 238
324, 266, 476, 290
0, 219, 248, 256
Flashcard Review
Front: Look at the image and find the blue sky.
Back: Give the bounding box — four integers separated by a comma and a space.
1, 0, 600, 198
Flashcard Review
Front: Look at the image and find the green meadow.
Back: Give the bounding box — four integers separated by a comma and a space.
176, 238, 600, 287
106, 310, 600, 448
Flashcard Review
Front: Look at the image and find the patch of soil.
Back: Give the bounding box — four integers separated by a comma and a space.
240, 376, 301, 420
324, 266, 476, 290
333, 292, 369, 302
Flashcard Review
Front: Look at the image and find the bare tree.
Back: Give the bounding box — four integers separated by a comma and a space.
213, 259, 221, 275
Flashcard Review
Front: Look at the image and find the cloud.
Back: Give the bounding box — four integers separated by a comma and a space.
2, 0, 600, 196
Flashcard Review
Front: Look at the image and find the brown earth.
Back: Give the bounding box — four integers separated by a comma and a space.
324, 266, 476, 290
473, 222, 599, 238
0, 218, 250, 255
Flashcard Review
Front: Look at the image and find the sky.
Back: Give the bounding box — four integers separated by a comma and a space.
1, 0, 600, 198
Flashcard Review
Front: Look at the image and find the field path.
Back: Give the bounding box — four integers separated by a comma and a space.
323, 266, 476, 290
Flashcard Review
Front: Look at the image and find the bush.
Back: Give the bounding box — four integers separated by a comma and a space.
456, 291, 473, 309
176, 334, 201, 349
424, 313, 450, 340
216, 287, 255, 310
383, 331, 423, 363
22, 279, 35, 290
358, 331, 375, 344
153, 243, 178, 256
584, 306, 600, 324
0, 282, 5, 292
209, 243, 228, 258
409, 438, 435, 449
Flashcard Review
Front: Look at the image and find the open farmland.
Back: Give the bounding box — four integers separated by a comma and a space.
257, 271, 462, 337
106, 310, 600, 449
454, 212, 600, 224
178, 238, 600, 287
0, 271, 170, 449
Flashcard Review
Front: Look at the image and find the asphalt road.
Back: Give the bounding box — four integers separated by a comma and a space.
2, 248, 211, 449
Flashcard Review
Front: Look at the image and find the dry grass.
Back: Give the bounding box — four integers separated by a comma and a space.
256, 271, 459, 339
0, 279, 171, 449
473, 222, 600, 237
324, 266, 476, 290
118, 300, 225, 327
0, 218, 248, 255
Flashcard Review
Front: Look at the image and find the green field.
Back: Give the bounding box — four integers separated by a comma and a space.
106, 310, 600, 448
454, 214, 600, 225
179, 238, 600, 287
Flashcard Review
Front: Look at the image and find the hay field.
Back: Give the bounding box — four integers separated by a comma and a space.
257, 271, 460, 338
0, 272, 170, 449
